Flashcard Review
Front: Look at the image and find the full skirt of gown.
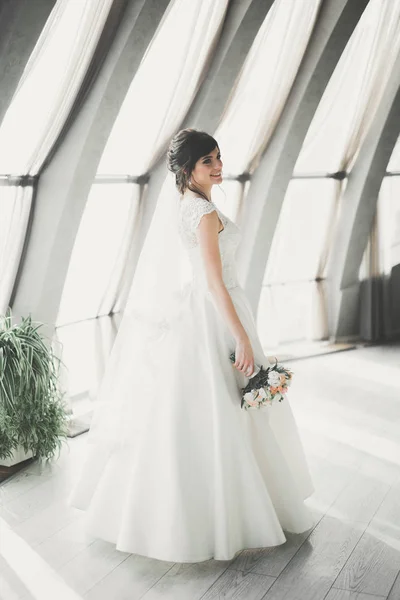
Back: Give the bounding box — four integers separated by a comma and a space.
68, 283, 315, 563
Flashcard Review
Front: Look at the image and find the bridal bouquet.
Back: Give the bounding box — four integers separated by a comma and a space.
229, 352, 293, 411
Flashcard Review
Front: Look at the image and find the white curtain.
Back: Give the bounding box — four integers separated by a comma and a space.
57, 183, 141, 326
267, 0, 400, 344
0, 0, 114, 175
0, 186, 33, 315
97, 0, 229, 176
257, 282, 316, 348
152, 0, 321, 257
214, 0, 321, 177
264, 180, 340, 285
294, 0, 400, 175
58, 0, 229, 324
257, 178, 340, 346
212, 180, 245, 223
54, 315, 119, 408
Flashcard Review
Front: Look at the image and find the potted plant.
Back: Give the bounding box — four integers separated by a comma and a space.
0, 307, 69, 467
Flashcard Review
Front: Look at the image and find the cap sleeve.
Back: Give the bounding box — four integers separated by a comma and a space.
186, 198, 216, 232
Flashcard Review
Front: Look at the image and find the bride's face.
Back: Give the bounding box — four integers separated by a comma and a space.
190, 146, 223, 189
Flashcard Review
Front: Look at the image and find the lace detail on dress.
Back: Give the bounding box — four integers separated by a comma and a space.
188, 198, 217, 231
179, 196, 240, 291
179, 197, 228, 250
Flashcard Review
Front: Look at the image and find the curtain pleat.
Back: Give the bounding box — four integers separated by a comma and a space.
0, 0, 117, 175
0, 0, 129, 314
97, 0, 229, 176
295, 0, 400, 174
88, 0, 229, 320
312, 180, 343, 340
214, 0, 322, 176
40, 0, 130, 174
0, 185, 33, 315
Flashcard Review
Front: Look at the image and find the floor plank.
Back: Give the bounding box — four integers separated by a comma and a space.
325, 588, 386, 600
387, 570, 400, 599
12, 500, 80, 549
0, 467, 53, 506
83, 553, 175, 600
34, 515, 96, 570
229, 524, 319, 578
326, 469, 393, 525
333, 480, 400, 597
138, 561, 233, 600
56, 539, 131, 596
261, 516, 366, 600
200, 568, 275, 599
0, 555, 32, 600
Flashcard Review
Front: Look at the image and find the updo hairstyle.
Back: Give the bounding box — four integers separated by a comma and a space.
167, 128, 219, 202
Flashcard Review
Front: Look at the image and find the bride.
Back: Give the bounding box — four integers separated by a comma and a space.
68, 128, 315, 563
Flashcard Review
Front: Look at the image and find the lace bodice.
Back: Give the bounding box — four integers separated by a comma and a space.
178, 197, 242, 291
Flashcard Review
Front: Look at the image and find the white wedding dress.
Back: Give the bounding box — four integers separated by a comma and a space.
68, 196, 315, 563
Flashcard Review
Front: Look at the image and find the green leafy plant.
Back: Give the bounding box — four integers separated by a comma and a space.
0, 307, 69, 462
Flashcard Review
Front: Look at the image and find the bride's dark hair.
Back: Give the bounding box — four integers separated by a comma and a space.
167, 128, 220, 202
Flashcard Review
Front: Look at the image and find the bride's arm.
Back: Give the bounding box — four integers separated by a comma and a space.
196, 211, 255, 377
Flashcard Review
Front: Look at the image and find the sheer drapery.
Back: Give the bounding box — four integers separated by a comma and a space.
257, 178, 340, 345
258, 282, 316, 348
149, 0, 321, 299
57, 183, 141, 326
212, 180, 245, 223
294, 0, 400, 175
214, 0, 321, 177
60, 0, 229, 324
54, 315, 120, 408
0, 186, 33, 315
0, 0, 114, 175
262, 0, 400, 344
97, 0, 229, 176
264, 180, 340, 284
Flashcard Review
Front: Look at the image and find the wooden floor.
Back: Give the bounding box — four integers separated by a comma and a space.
1, 342, 400, 600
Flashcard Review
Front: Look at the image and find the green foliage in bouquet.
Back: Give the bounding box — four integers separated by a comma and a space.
0, 308, 69, 462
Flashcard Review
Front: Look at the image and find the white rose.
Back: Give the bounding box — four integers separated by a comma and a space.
244, 390, 257, 402
267, 370, 281, 387
257, 387, 267, 399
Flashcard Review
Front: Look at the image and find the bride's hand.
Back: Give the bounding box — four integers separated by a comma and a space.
234, 336, 255, 377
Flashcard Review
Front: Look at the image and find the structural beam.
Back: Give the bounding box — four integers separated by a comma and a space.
327, 54, 400, 340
